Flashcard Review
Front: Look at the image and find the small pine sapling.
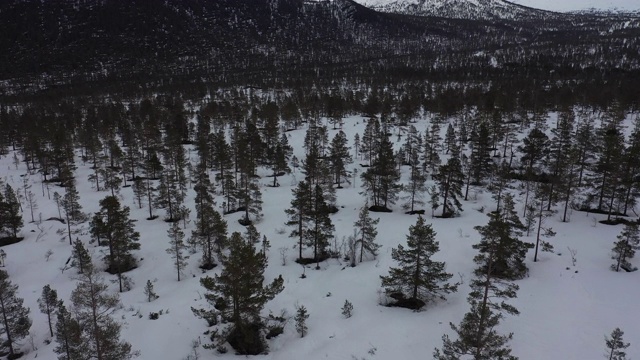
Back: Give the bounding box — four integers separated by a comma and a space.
144, 280, 158, 302
341, 300, 353, 318
295, 305, 309, 338
605, 327, 630, 360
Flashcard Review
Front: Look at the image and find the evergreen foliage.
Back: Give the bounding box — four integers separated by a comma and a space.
0, 269, 32, 358
38, 284, 59, 337
381, 216, 457, 309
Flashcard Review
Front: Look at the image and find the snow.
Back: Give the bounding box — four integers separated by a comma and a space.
2, 112, 640, 360
357, 0, 640, 12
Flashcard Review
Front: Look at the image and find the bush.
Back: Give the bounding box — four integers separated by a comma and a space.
149, 312, 159, 320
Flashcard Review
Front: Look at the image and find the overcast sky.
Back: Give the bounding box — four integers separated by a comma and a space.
508, 0, 640, 12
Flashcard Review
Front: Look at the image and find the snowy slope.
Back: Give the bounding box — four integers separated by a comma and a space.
1, 111, 640, 360
354, 0, 556, 20
509, 0, 640, 12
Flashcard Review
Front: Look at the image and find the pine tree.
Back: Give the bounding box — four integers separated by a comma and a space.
518, 127, 550, 216
341, 300, 354, 318
294, 305, 309, 338
329, 130, 352, 187
91, 196, 141, 292
361, 133, 401, 210
380, 216, 457, 309
54, 302, 86, 360
435, 218, 520, 360
474, 208, 532, 280
592, 124, 624, 219
197, 232, 284, 355
71, 238, 91, 274
0, 269, 32, 358
38, 284, 59, 337
143, 280, 158, 302
191, 202, 226, 270
353, 205, 381, 263
305, 185, 334, 268
167, 222, 188, 281
402, 131, 427, 212
360, 118, 380, 166
611, 223, 640, 272
71, 265, 135, 360
61, 179, 85, 245
434, 144, 464, 217
285, 180, 312, 261
605, 328, 630, 360
0, 184, 23, 239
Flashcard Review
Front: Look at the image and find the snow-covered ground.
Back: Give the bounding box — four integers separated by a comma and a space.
1, 113, 639, 360
358, 0, 640, 12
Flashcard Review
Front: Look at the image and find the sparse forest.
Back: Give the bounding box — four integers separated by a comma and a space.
0, 0, 639, 359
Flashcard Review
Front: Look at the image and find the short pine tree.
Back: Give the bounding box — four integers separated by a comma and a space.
380, 216, 457, 310
143, 280, 158, 302
0, 270, 32, 358
295, 305, 309, 338
71, 238, 91, 274
341, 300, 353, 319
38, 284, 59, 337
605, 327, 630, 360
197, 232, 284, 355
354, 205, 381, 263
611, 223, 640, 272
167, 222, 188, 281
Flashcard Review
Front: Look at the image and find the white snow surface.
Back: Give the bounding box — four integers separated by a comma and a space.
359, 0, 640, 12
2, 112, 640, 360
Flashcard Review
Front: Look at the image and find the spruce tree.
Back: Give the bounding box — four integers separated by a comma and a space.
167, 222, 188, 281
38, 284, 59, 337
71, 265, 135, 360
353, 205, 381, 263
611, 223, 640, 272
54, 301, 86, 360
380, 216, 457, 309
606, 328, 630, 360
197, 232, 284, 355
360, 133, 401, 210
0, 269, 32, 358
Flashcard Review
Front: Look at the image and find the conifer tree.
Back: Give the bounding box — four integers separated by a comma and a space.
295, 305, 309, 338
611, 223, 640, 272
91, 196, 140, 292
305, 185, 334, 268
71, 238, 91, 274
197, 232, 284, 355
360, 118, 380, 166
191, 202, 226, 269
0, 269, 31, 358
422, 122, 442, 175
38, 284, 59, 337
0, 184, 22, 239
473, 207, 532, 280
606, 328, 630, 360
285, 180, 312, 261
71, 265, 135, 360
353, 205, 381, 263
380, 216, 457, 309
435, 216, 520, 360
61, 179, 85, 245
167, 222, 188, 281
54, 302, 86, 360
518, 127, 550, 216
434, 144, 464, 217
143, 280, 158, 302
592, 124, 624, 219
361, 133, 401, 210
329, 130, 352, 187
